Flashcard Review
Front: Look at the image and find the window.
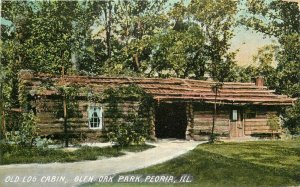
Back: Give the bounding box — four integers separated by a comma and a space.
232, 110, 238, 121
88, 106, 103, 129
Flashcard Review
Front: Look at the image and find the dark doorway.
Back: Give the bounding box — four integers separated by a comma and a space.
155, 102, 187, 139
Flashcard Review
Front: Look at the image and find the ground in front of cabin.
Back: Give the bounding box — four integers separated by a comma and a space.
83, 138, 300, 187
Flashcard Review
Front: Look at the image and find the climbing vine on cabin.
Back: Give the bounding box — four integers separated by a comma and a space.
5, 110, 37, 147
56, 85, 81, 147
3, 75, 39, 147
56, 86, 82, 119
18, 79, 30, 111
19, 111, 38, 146
103, 85, 153, 147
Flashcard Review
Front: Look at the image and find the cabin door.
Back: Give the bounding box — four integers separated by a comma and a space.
230, 109, 244, 137
155, 102, 187, 139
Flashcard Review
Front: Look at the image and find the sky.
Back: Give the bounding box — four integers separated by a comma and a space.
230, 24, 277, 67
230, 0, 299, 66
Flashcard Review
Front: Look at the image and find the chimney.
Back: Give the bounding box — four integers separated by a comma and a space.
255, 76, 264, 87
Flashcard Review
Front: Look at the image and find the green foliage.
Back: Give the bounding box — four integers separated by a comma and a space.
284, 99, 300, 134
241, 0, 300, 134
189, 0, 238, 81
0, 144, 123, 165
236, 44, 280, 90
267, 114, 281, 132
57, 85, 81, 118
241, 0, 300, 97
0, 142, 153, 165
104, 85, 152, 147
19, 111, 37, 146
5, 110, 37, 147
56, 85, 81, 147
1, 1, 108, 118
103, 0, 168, 75
108, 119, 147, 148
34, 136, 53, 148
1, 1, 104, 75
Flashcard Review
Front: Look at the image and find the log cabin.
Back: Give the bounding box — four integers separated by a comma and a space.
17, 70, 295, 142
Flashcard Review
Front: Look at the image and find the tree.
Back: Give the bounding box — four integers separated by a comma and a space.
284, 99, 300, 134
146, 1, 208, 78
250, 44, 279, 90
242, 0, 300, 134
71, 1, 108, 75
1, 1, 106, 105
148, 24, 207, 78
0, 65, 5, 138
143, 0, 239, 80
189, 0, 238, 81
91, 0, 168, 75
241, 0, 300, 97
1, 1, 106, 142
210, 82, 223, 143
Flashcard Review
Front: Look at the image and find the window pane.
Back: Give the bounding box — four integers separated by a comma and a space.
232, 110, 238, 121
88, 106, 103, 129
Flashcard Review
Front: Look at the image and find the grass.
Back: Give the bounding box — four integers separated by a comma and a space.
0, 144, 154, 165
84, 138, 300, 187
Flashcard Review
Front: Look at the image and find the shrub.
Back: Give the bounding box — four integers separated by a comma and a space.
105, 85, 152, 147
5, 110, 38, 147
283, 99, 300, 134
267, 114, 281, 138
108, 118, 148, 147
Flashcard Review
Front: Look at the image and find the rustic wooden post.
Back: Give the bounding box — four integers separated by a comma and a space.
210, 82, 223, 143
149, 102, 156, 141
185, 102, 194, 140
61, 66, 69, 147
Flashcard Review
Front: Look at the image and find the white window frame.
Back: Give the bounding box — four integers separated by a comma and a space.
232, 110, 238, 121
88, 106, 103, 129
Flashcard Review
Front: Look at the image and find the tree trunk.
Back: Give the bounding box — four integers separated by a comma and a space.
210, 91, 217, 143
0, 82, 5, 138
133, 53, 140, 72
106, 1, 112, 58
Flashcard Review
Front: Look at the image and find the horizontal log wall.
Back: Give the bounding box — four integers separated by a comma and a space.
192, 104, 230, 140
191, 103, 281, 139
33, 97, 146, 142
244, 110, 280, 135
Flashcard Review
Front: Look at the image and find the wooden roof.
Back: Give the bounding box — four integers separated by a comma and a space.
19, 70, 295, 106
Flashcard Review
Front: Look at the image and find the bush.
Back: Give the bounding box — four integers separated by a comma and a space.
105, 85, 152, 147
34, 136, 53, 148
19, 111, 38, 146
5, 110, 38, 147
267, 114, 281, 131
267, 114, 281, 138
108, 117, 148, 147
283, 99, 300, 134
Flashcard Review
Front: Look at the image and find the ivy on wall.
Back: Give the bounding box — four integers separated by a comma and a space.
16, 76, 155, 146
5, 110, 37, 147
101, 84, 153, 147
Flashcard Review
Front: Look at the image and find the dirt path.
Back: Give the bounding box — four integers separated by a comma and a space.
0, 140, 205, 187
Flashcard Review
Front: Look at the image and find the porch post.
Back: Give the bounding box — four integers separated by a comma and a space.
149, 102, 156, 141
185, 102, 194, 140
